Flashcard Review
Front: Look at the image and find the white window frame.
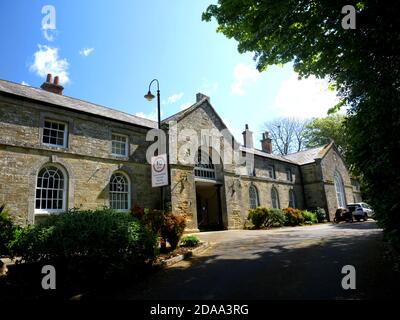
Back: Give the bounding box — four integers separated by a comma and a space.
111, 133, 128, 157
194, 149, 216, 180
271, 187, 280, 209
109, 171, 131, 212
288, 189, 296, 208
34, 164, 67, 215
42, 119, 68, 148
334, 171, 346, 208
286, 168, 293, 182
249, 185, 259, 209
268, 165, 276, 179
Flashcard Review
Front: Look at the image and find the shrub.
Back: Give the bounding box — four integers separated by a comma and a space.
282, 207, 304, 226
0, 205, 16, 256
180, 235, 200, 247
266, 208, 286, 228
302, 210, 318, 225
315, 207, 327, 223
161, 213, 186, 250
11, 208, 157, 282
247, 207, 269, 229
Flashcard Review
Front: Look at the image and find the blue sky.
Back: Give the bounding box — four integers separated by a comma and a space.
0, 0, 338, 144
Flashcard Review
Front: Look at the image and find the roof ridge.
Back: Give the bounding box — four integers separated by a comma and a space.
0, 79, 158, 127
285, 145, 325, 156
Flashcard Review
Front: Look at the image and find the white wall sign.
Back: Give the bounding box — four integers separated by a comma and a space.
151, 154, 169, 187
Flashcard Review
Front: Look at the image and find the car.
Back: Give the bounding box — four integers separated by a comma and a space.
347, 202, 375, 221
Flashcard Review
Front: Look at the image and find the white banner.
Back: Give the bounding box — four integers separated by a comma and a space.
151, 154, 169, 187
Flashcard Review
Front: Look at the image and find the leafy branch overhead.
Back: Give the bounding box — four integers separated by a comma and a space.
203, 1, 400, 238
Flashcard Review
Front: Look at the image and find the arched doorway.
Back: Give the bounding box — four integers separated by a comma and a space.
194, 148, 224, 231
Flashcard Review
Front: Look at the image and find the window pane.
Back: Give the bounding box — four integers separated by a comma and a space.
109, 173, 130, 211
42, 120, 67, 147
35, 166, 66, 212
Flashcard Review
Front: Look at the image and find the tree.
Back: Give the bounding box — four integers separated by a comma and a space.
203, 1, 400, 241
263, 117, 307, 155
303, 114, 347, 155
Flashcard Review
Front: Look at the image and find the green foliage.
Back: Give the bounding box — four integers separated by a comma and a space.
266, 208, 286, 228
303, 114, 348, 156
302, 210, 318, 225
180, 235, 200, 247
160, 213, 186, 250
314, 207, 327, 223
10, 209, 157, 280
282, 208, 304, 226
203, 1, 400, 243
131, 205, 186, 250
248, 207, 286, 228
247, 207, 269, 229
0, 206, 16, 256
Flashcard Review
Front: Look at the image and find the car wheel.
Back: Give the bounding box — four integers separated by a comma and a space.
364, 214, 368, 221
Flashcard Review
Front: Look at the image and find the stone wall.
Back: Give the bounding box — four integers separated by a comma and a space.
320, 146, 355, 220
0, 96, 158, 225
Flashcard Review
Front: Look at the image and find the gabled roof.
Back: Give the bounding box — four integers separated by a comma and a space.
162, 96, 241, 146
283, 142, 333, 165
0, 79, 158, 129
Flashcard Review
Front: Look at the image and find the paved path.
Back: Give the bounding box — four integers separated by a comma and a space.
109, 221, 400, 300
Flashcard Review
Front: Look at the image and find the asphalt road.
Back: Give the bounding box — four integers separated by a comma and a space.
108, 221, 400, 300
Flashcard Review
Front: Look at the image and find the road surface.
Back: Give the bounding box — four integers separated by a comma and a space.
106, 221, 399, 300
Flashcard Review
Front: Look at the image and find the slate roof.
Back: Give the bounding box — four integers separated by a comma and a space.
0, 79, 333, 166
283, 143, 332, 165
240, 146, 298, 164
0, 79, 158, 129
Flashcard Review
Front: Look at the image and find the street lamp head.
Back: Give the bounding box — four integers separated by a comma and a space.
144, 90, 155, 101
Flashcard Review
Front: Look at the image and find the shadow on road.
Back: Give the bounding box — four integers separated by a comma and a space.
90, 222, 399, 300
330, 221, 381, 231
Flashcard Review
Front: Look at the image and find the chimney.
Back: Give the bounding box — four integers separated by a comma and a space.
242, 124, 254, 148
260, 131, 272, 154
40, 73, 64, 95
196, 92, 210, 103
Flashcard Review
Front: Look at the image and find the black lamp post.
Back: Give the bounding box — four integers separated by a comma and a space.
144, 79, 164, 210
144, 79, 161, 129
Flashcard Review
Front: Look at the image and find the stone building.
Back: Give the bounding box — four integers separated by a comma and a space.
0, 76, 361, 231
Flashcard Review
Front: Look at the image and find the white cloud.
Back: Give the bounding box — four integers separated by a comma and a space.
231, 63, 259, 96
79, 48, 94, 57
166, 92, 184, 104
135, 111, 158, 121
180, 102, 192, 111
21, 81, 29, 86
29, 45, 69, 85
197, 81, 219, 97
269, 73, 340, 119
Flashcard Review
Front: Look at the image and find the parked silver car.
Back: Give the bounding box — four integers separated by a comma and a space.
347, 203, 375, 221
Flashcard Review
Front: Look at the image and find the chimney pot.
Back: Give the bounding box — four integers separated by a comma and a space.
242, 124, 254, 148
260, 131, 272, 153
40, 74, 64, 95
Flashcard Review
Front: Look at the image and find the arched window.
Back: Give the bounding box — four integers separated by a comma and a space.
334, 171, 346, 208
271, 187, 280, 209
249, 185, 259, 209
109, 172, 130, 212
194, 149, 216, 180
35, 164, 67, 213
288, 189, 296, 208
